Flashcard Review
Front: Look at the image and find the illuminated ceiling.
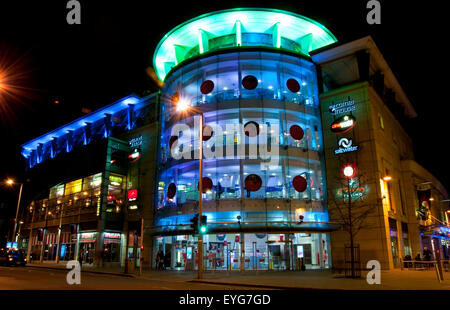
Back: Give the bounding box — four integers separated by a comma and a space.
153, 8, 337, 81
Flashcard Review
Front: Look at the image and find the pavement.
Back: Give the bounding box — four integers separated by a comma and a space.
24, 261, 450, 290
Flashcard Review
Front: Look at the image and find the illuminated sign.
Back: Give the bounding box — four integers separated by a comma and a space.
128, 189, 138, 201
331, 115, 356, 133
329, 98, 355, 115
129, 136, 143, 148
334, 138, 359, 154
6, 242, 12, 249
297, 245, 304, 258
336, 185, 368, 199
104, 232, 121, 239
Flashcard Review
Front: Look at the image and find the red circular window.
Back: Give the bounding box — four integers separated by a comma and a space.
202, 125, 214, 141
293, 175, 307, 192
200, 80, 215, 94
289, 125, 304, 140
198, 177, 213, 193
169, 136, 178, 149
245, 174, 263, 192
167, 183, 177, 199
242, 75, 258, 90
244, 121, 260, 137
286, 78, 300, 93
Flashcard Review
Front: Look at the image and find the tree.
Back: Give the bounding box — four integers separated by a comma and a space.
327, 162, 376, 278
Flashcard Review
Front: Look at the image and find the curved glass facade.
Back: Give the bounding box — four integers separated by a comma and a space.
156, 51, 328, 229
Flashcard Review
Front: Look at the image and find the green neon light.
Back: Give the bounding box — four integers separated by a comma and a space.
236, 20, 242, 46
198, 30, 204, 54
153, 8, 337, 81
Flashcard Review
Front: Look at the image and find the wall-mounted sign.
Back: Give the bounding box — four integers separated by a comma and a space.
104, 232, 121, 239
331, 115, 356, 133
334, 138, 359, 154
297, 245, 304, 258
128, 189, 138, 201
129, 136, 143, 148
80, 232, 97, 243
329, 98, 355, 115
336, 185, 368, 199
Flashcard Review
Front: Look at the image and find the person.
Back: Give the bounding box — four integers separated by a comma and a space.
403, 254, 412, 268
78, 251, 83, 268
423, 247, 432, 261
156, 250, 164, 270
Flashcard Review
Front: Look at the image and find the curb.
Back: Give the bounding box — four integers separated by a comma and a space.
189, 279, 335, 290
25, 265, 136, 278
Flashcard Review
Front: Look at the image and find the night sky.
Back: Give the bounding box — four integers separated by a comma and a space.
0, 1, 447, 219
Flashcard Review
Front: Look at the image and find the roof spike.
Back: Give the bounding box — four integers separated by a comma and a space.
198, 29, 210, 54
298, 33, 313, 54
272, 22, 281, 48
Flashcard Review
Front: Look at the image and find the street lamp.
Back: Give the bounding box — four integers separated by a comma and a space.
5, 179, 24, 243
175, 99, 204, 279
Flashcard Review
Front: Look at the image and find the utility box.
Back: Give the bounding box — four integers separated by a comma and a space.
126, 258, 135, 274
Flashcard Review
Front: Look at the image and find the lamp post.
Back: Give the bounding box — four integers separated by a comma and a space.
6, 179, 24, 243
176, 100, 204, 279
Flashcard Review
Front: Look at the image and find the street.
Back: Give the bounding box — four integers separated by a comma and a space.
0, 266, 265, 290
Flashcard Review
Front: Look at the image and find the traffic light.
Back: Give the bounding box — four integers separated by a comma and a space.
190, 214, 199, 234
140, 244, 144, 251
200, 215, 207, 234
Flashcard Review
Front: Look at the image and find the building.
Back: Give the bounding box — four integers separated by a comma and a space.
18, 93, 160, 268
16, 8, 449, 272
312, 36, 450, 269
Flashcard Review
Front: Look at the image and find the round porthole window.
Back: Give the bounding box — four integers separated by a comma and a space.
292, 175, 307, 192
167, 183, 177, 199
202, 125, 214, 141
198, 177, 213, 193
286, 78, 300, 93
242, 75, 258, 90
244, 121, 260, 137
200, 80, 214, 94
289, 125, 304, 140
245, 174, 263, 192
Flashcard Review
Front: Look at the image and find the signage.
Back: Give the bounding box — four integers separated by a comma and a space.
329, 98, 355, 115
129, 136, 143, 148
80, 232, 97, 243
128, 189, 138, 201
334, 138, 359, 154
297, 245, 304, 258
336, 185, 368, 199
331, 115, 356, 133
104, 232, 121, 239
60, 244, 66, 258
186, 247, 193, 260
6, 242, 12, 249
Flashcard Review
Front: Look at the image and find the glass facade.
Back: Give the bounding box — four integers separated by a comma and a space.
155, 50, 331, 270
157, 51, 327, 225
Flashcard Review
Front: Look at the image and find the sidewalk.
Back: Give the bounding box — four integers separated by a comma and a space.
26, 261, 135, 278
25, 262, 450, 289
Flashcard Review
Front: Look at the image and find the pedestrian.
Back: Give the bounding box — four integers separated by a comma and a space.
156, 250, 164, 270
78, 251, 83, 269
423, 247, 432, 261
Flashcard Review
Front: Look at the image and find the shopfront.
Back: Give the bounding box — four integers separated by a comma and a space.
154, 232, 331, 271
79, 232, 96, 264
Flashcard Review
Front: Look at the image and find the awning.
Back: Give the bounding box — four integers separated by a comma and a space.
150, 222, 341, 236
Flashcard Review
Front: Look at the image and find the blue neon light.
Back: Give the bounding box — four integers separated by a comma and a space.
21, 94, 142, 158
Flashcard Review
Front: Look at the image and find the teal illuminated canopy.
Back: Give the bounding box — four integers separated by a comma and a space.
153, 8, 337, 81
